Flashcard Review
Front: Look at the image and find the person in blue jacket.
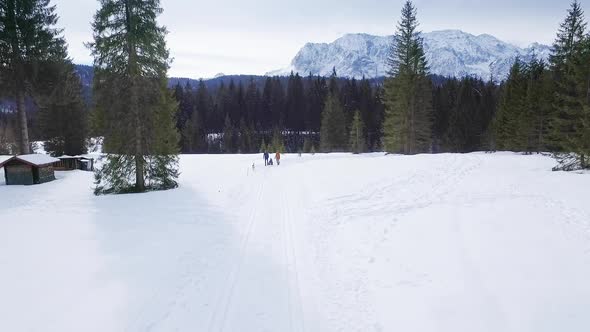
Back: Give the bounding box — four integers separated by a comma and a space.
263, 151, 269, 166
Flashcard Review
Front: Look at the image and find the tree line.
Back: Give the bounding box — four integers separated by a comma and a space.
381, 0, 589, 171
493, 0, 590, 170
170, 70, 384, 154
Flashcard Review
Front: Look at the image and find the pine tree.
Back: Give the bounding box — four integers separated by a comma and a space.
550, 0, 590, 170
223, 114, 234, 153
383, 0, 432, 154
195, 79, 212, 132
320, 92, 347, 152
302, 137, 313, 153
525, 57, 553, 153
245, 79, 260, 126
259, 138, 268, 153
286, 72, 305, 131
494, 58, 528, 151
89, 0, 179, 194
349, 110, 366, 154
270, 127, 285, 153
0, 0, 67, 154
238, 118, 252, 153
182, 110, 206, 154
37, 61, 87, 156
305, 74, 328, 133
0, 113, 18, 154
358, 77, 376, 150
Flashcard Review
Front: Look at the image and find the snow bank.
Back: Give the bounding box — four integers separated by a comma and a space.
1, 153, 589, 332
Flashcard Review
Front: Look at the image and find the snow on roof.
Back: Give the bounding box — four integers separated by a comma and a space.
13, 154, 60, 166
0, 155, 11, 164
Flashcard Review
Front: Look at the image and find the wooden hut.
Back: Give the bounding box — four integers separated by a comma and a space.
54, 155, 94, 171
54, 155, 78, 170
77, 156, 94, 171
0, 154, 60, 185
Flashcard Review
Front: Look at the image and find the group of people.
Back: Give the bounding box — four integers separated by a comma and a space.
263, 151, 281, 166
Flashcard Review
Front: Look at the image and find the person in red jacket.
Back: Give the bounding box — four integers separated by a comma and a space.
275, 151, 281, 166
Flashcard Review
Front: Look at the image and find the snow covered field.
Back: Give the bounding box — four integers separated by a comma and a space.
1, 153, 590, 332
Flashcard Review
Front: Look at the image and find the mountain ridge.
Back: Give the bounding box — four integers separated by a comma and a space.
267, 30, 551, 80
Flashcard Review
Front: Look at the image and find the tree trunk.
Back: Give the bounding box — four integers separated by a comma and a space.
135, 153, 144, 190
16, 88, 30, 154
125, 0, 145, 192
132, 74, 144, 191
11, 3, 30, 155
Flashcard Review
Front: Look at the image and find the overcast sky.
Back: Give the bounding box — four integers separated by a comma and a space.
53, 0, 586, 78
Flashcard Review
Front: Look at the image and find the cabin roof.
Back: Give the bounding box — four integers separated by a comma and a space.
0, 156, 11, 165
57, 155, 94, 160
0, 154, 60, 168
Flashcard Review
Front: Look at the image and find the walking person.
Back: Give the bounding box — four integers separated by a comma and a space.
263, 151, 269, 166
275, 151, 281, 166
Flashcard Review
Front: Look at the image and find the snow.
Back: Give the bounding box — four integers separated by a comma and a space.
1, 152, 590, 331
11, 154, 60, 166
32, 141, 47, 154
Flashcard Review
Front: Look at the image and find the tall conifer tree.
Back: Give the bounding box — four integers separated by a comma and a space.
37, 61, 87, 156
320, 92, 347, 152
494, 58, 528, 151
550, 0, 590, 170
89, 0, 179, 194
383, 1, 432, 154
349, 110, 366, 154
0, 0, 66, 154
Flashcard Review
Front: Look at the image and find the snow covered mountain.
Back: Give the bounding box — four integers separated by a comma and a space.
268, 30, 551, 80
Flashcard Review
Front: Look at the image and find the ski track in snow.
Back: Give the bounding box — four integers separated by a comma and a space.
207, 174, 267, 332
2, 153, 590, 332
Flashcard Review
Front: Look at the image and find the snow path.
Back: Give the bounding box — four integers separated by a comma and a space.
207, 163, 307, 332
1, 153, 590, 331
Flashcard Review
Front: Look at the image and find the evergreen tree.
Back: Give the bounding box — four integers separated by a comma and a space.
259, 138, 268, 153
37, 61, 87, 156
383, 1, 432, 154
182, 110, 206, 153
342, 78, 359, 131
524, 57, 553, 153
358, 77, 376, 149
195, 79, 212, 132
237, 117, 253, 153
0, 112, 18, 154
261, 77, 274, 131
245, 79, 260, 126
286, 72, 305, 131
494, 59, 528, 151
549, 0, 590, 170
320, 92, 347, 152
302, 137, 313, 153
349, 110, 366, 154
270, 127, 285, 153
90, 0, 179, 194
432, 78, 457, 152
0, 0, 67, 154
223, 113, 234, 153
305, 74, 327, 132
